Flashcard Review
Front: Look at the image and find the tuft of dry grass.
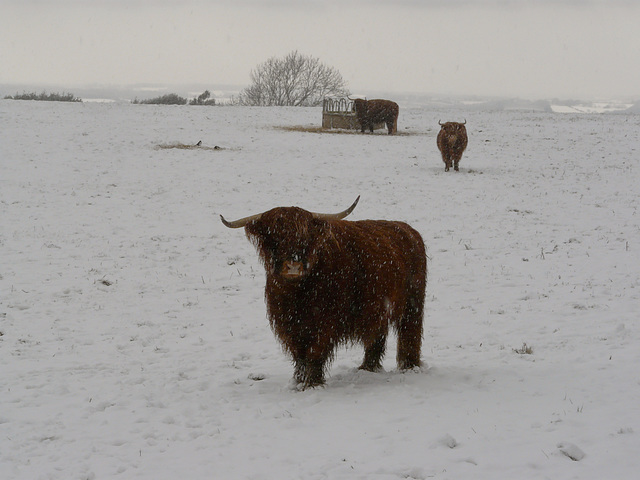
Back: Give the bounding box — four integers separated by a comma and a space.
155, 143, 225, 151
513, 342, 534, 355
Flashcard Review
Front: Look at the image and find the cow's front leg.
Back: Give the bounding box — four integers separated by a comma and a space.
293, 358, 306, 385
293, 359, 326, 389
292, 347, 328, 389
300, 358, 326, 389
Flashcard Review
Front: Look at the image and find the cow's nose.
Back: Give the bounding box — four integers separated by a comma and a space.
282, 260, 304, 279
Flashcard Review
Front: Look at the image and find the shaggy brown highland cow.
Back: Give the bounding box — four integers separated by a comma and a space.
437, 120, 468, 172
221, 196, 427, 389
352, 98, 399, 134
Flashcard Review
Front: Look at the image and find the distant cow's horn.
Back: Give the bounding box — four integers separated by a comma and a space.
462, 119, 467, 125
312, 196, 360, 221
438, 120, 444, 126
220, 212, 264, 229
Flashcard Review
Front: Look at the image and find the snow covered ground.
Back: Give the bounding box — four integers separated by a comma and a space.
1, 100, 639, 479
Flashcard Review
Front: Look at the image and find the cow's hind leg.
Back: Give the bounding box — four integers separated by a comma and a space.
387, 117, 397, 134
397, 289, 425, 370
359, 334, 387, 372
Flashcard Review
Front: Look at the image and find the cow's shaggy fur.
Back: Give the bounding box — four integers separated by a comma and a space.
437, 121, 468, 171
353, 98, 399, 135
231, 204, 427, 389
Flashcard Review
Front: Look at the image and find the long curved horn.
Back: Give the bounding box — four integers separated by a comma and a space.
438, 120, 444, 125
312, 196, 360, 221
220, 196, 360, 228
220, 211, 263, 229
462, 119, 467, 125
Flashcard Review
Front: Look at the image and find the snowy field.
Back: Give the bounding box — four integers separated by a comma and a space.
1, 100, 639, 479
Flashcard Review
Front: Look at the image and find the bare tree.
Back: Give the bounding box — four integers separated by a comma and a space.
238, 51, 349, 106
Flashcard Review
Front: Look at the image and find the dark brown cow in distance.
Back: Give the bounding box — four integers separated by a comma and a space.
221, 196, 427, 390
352, 98, 399, 134
437, 120, 468, 172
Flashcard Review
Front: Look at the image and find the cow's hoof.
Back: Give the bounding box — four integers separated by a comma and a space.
295, 380, 325, 391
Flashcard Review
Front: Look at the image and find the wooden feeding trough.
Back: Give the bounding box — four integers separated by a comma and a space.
322, 97, 384, 131
322, 97, 357, 130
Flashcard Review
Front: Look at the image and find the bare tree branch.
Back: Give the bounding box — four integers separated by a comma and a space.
238, 51, 349, 106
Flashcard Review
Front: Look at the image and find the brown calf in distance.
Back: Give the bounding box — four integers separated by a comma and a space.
437, 120, 468, 171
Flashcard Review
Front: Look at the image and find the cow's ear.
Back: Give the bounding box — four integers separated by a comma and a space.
245, 219, 268, 246
244, 218, 260, 237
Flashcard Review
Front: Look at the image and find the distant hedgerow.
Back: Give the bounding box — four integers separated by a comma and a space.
4, 91, 82, 102
189, 90, 216, 106
132, 93, 187, 105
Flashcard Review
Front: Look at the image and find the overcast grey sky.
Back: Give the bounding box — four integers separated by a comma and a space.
1, 0, 639, 99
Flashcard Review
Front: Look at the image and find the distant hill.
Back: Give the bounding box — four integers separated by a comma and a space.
1, 83, 637, 113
